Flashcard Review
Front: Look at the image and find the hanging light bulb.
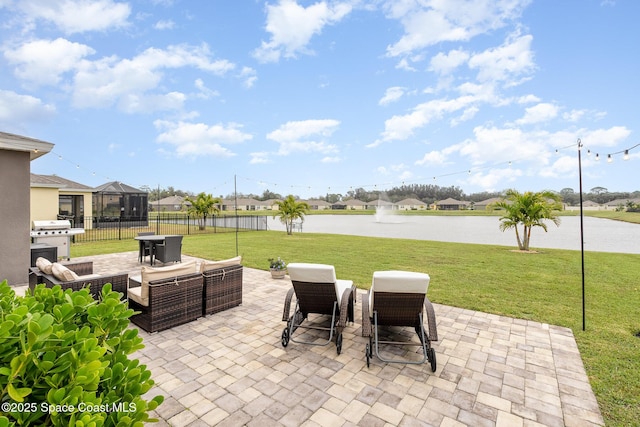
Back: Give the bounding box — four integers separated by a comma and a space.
595, 153, 600, 161
607, 154, 612, 163
587, 149, 591, 156
624, 150, 630, 160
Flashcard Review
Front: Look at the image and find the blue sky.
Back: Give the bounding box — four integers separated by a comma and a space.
2, 0, 639, 199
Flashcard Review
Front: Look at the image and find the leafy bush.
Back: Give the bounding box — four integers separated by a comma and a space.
0, 281, 163, 426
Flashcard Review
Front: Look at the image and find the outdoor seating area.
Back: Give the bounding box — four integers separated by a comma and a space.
18, 251, 604, 426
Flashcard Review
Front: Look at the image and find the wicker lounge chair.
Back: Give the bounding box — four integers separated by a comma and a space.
281, 263, 355, 355
29, 259, 128, 300
201, 256, 243, 315
128, 260, 202, 332
362, 270, 438, 371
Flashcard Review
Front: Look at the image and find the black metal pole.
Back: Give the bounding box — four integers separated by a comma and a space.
235, 175, 239, 256
578, 138, 586, 331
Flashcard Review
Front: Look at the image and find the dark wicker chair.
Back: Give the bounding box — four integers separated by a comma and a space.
202, 263, 243, 315
281, 263, 355, 355
362, 271, 438, 371
137, 232, 155, 263
153, 235, 183, 265
28, 261, 128, 301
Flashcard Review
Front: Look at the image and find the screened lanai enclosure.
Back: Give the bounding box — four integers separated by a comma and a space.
92, 181, 148, 227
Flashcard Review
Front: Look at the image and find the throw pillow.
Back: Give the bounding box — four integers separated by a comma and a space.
51, 263, 79, 282
36, 257, 54, 275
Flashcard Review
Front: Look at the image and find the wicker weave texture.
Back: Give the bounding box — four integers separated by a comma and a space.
129, 273, 203, 333
202, 264, 243, 315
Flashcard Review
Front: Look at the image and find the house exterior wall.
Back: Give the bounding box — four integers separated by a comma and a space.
0, 149, 30, 285
30, 186, 59, 222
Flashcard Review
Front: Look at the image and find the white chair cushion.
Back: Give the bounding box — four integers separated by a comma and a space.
128, 286, 145, 306
199, 256, 242, 273
288, 263, 351, 304
370, 270, 430, 314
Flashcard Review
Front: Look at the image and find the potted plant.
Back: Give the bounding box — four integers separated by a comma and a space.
269, 257, 286, 279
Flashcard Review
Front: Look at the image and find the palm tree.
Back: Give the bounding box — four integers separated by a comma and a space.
184, 192, 220, 230
490, 189, 562, 251
273, 195, 310, 235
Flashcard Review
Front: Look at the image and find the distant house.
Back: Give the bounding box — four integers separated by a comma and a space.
368, 199, 395, 210
342, 199, 367, 210
306, 199, 332, 210
603, 198, 640, 210
220, 197, 262, 211
30, 174, 94, 228
152, 195, 188, 212
434, 198, 468, 210
474, 197, 503, 210
396, 198, 426, 211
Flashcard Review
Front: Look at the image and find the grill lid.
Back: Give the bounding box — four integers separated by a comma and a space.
32, 220, 71, 230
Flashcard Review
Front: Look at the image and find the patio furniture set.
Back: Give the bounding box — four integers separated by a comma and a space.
28, 237, 244, 333
29, 248, 438, 369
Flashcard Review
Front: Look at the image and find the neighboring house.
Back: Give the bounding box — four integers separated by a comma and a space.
396, 198, 426, 210
565, 200, 602, 211
306, 199, 332, 210
1, 131, 54, 286
152, 195, 188, 212
602, 198, 640, 210
434, 198, 468, 210
474, 197, 503, 210
221, 197, 262, 211
30, 174, 94, 228
342, 199, 367, 210
368, 199, 395, 210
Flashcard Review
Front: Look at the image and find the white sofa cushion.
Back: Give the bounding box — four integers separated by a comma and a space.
51, 262, 79, 282
127, 260, 197, 306
370, 270, 430, 314
199, 256, 242, 273
287, 263, 352, 304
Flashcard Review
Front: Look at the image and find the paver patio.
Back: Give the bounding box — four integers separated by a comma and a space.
18, 251, 604, 426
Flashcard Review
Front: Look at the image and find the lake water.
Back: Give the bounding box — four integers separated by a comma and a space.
267, 214, 640, 254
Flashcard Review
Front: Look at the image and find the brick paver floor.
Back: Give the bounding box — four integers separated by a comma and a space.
18, 252, 604, 426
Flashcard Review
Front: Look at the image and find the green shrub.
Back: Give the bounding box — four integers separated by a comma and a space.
0, 281, 163, 426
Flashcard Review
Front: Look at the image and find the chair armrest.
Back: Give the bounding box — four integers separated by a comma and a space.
337, 285, 356, 327
361, 290, 371, 337
282, 287, 295, 321
424, 297, 438, 342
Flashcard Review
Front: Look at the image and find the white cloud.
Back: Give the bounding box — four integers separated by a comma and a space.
415, 150, 449, 166
153, 120, 253, 158
239, 66, 257, 89
515, 102, 559, 125
468, 32, 535, 84
379, 86, 406, 106
371, 95, 476, 146
384, 0, 531, 57
0, 90, 56, 129
154, 19, 175, 30
253, 0, 352, 63
563, 109, 585, 122
429, 49, 470, 74
250, 151, 270, 164
467, 167, 522, 190
4, 38, 95, 86
267, 119, 340, 155
16, 0, 131, 34
72, 43, 235, 111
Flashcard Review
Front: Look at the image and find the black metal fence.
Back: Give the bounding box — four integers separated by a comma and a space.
74, 214, 268, 242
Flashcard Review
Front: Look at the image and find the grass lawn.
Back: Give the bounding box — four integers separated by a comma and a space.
71, 229, 640, 426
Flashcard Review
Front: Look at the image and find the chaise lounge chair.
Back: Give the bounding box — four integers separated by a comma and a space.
281, 263, 355, 354
362, 270, 438, 370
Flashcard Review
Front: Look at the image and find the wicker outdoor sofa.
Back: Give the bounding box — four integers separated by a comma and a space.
127, 257, 244, 332
29, 260, 128, 300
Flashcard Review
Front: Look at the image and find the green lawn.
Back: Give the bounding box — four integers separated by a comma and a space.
71, 229, 640, 426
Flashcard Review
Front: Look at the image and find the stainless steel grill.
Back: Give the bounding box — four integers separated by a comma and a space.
31, 220, 85, 260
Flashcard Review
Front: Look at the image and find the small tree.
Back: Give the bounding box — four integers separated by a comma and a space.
490, 189, 562, 251
273, 195, 310, 235
184, 193, 220, 230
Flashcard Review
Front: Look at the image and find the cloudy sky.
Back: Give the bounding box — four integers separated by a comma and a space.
2, 0, 639, 198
